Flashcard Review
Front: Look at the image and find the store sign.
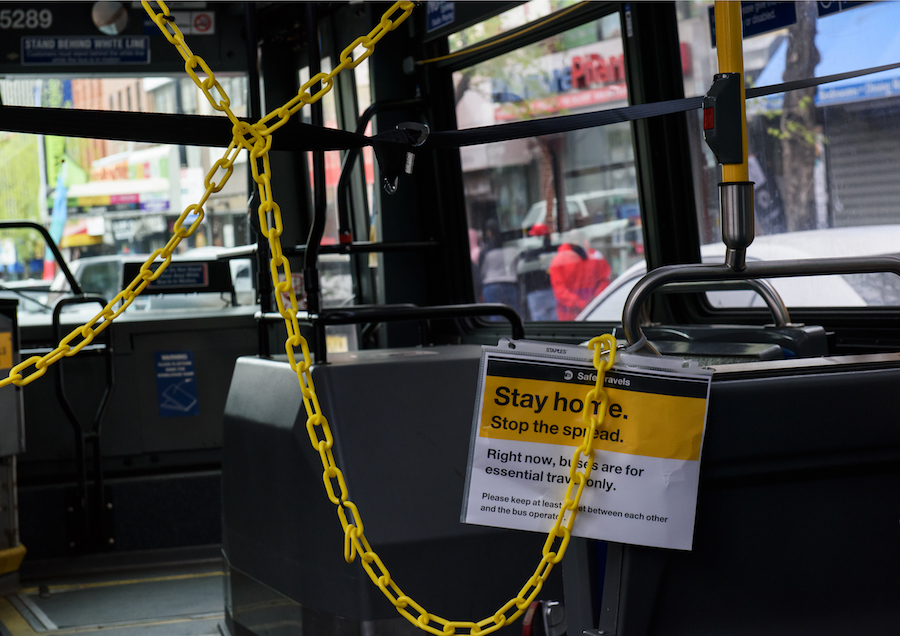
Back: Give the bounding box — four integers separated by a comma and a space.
492, 38, 630, 122
570, 54, 626, 88
493, 54, 625, 104
818, 77, 900, 106
68, 193, 169, 216
462, 340, 712, 550
111, 216, 166, 242
749, 74, 900, 113
495, 85, 628, 122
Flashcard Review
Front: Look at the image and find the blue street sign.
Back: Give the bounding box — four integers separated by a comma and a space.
709, 2, 798, 47
426, 1, 455, 34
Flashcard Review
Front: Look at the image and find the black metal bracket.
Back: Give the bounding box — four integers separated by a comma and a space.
256, 302, 525, 364
52, 295, 115, 552
702, 72, 743, 165
0, 220, 82, 295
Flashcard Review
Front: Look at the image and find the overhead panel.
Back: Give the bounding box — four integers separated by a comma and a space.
0, 2, 246, 76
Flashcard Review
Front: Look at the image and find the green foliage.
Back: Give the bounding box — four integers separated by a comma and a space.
0, 134, 42, 221
763, 95, 824, 146
0, 133, 44, 275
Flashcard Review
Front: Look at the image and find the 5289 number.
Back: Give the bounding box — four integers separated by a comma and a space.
0, 8, 53, 29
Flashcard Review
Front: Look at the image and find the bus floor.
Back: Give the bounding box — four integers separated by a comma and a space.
0, 546, 226, 636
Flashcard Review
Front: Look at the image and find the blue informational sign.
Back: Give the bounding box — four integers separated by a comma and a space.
709, 2, 797, 47
21, 36, 151, 66
818, 77, 900, 106
149, 263, 209, 290
817, 1, 871, 18
155, 351, 199, 417
426, 1, 455, 33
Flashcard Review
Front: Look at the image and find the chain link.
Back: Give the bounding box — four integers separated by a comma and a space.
1, 3, 618, 633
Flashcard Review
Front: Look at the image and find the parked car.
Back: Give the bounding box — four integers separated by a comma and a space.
521, 188, 640, 233
48, 252, 254, 313
577, 225, 900, 322
184, 245, 354, 309
0, 278, 53, 314
518, 189, 637, 257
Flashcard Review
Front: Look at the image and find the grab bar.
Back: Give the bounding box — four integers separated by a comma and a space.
655, 278, 791, 327
622, 256, 900, 354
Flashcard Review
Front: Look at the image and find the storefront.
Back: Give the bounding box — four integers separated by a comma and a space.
752, 1, 900, 231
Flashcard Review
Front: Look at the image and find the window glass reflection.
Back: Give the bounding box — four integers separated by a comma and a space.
455, 12, 644, 322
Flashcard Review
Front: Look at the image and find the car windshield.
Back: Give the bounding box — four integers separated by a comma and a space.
0, 280, 53, 315
578, 225, 900, 323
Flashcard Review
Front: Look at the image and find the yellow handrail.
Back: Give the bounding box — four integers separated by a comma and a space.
714, 0, 749, 182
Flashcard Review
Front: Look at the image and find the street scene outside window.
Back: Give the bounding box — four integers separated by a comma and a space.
455, 4, 643, 323
0, 72, 254, 316
584, 0, 900, 321
0, 71, 368, 346
460, 0, 900, 325
6, 2, 900, 330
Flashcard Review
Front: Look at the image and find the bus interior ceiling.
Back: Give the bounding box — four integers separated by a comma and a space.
0, 1, 899, 635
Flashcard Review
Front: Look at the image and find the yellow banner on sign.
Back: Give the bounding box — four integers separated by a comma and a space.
478, 375, 706, 461
75, 195, 112, 207
0, 332, 12, 369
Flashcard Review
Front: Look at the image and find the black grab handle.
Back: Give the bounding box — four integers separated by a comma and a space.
318, 303, 525, 340
52, 295, 115, 552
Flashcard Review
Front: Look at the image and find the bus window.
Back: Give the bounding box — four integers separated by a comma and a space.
454, 8, 644, 322
677, 1, 900, 310
0, 75, 252, 312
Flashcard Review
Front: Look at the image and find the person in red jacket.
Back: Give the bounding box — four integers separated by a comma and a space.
549, 243, 611, 320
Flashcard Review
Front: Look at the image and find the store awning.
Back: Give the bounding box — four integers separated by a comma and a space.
60, 217, 104, 248
753, 2, 900, 108
66, 178, 170, 199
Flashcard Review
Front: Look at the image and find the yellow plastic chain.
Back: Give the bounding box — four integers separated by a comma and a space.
1, 4, 618, 634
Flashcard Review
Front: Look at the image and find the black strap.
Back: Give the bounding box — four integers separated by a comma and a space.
746, 59, 900, 99
0, 104, 369, 151
3, 58, 899, 157
424, 97, 705, 149
426, 59, 900, 150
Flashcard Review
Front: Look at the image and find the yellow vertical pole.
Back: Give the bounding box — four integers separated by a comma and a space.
714, 0, 749, 182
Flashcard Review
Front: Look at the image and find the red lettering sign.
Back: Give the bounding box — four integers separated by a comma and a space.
570, 54, 625, 89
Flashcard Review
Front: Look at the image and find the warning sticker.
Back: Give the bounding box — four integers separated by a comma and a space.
155, 351, 199, 417
462, 340, 712, 551
142, 11, 216, 35
0, 331, 12, 369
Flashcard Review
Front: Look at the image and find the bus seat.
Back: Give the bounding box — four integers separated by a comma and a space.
580, 354, 900, 636
17, 309, 258, 558
222, 345, 564, 634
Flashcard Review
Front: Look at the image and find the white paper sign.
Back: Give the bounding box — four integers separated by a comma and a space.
461, 340, 712, 551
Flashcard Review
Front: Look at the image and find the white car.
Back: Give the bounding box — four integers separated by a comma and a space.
521, 188, 639, 231
577, 225, 900, 322
0, 278, 53, 314
48, 252, 255, 313
519, 188, 638, 257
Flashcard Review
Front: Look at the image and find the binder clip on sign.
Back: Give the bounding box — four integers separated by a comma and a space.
462, 340, 712, 550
